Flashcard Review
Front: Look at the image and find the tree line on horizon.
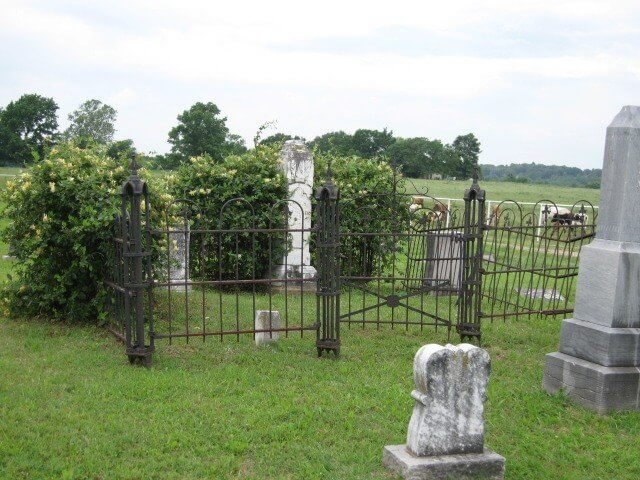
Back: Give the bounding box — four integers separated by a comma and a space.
0, 93, 600, 188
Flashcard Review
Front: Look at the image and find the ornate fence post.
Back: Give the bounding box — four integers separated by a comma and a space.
315, 167, 341, 357
121, 159, 154, 366
457, 167, 485, 342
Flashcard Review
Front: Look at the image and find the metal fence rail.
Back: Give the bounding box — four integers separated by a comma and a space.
104, 162, 596, 366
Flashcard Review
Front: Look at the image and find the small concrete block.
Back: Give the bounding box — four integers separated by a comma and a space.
383, 445, 505, 480
543, 352, 640, 414
558, 318, 640, 366
254, 310, 280, 346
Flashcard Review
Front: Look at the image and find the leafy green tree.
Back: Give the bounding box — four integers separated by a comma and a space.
309, 131, 354, 156
352, 128, 395, 158
387, 137, 445, 177
106, 139, 136, 160
64, 99, 117, 144
168, 102, 230, 162
0, 94, 59, 165
260, 133, 304, 146
225, 133, 248, 156
451, 133, 481, 178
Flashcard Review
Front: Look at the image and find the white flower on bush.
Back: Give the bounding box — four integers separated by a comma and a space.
49, 182, 56, 193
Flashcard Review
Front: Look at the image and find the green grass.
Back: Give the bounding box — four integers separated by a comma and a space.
2, 168, 639, 479
1, 317, 639, 479
407, 178, 600, 206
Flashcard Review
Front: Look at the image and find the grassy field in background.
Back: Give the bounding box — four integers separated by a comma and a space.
2, 166, 640, 480
407, 178, 600, 206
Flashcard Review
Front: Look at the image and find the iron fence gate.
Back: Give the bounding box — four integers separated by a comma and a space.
106, 161, 594, 366
335, 169, 484, 342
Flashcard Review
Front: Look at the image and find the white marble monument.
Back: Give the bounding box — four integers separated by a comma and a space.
169, 220, 190, 291
383, 344, 505, 479
274, 140, 317, 284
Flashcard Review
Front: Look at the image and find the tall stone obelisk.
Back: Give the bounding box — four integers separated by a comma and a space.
543, 106, 640, 413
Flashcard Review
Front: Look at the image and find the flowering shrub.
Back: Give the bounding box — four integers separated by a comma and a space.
169, 145, 288, 282
1, 142, 132, 322
314, 153, 406, 276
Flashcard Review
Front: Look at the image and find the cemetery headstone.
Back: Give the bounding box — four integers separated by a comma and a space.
383, 343, 505, 480
169, 219, 190, 291
274, 140, 316, 287
543, 105, 640, 413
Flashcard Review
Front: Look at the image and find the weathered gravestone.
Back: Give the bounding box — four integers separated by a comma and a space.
254, 310, 280, 346
543, 106, 640, 413
424, 232, 463, 294
273, 140, 316, 287
169, 220, 190, 291
383, 344, 505, 480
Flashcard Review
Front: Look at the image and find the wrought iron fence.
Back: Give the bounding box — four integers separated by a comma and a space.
105, 161, 596, 366
481, 200, 597, 321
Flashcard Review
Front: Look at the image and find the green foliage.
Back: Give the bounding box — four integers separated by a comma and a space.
314, 153, 405, 276
168, 102, 236, 164
260, 133, 304, 146
0, 93, 59, 166
311, 129, 480, 179
309, 130, 355, 156
310, 128, 395, 158
170, 145, 288, 281
351, 128, 395, 158
64, 99, 117, 144
386, 137, 446, 177
106, 139, 136, 160
224, 133, 248, 156
0, 142, 129, 322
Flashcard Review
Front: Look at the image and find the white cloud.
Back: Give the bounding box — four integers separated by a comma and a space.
1, 0, 639, 167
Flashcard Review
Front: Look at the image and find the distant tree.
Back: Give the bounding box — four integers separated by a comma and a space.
309, 131, 354, 156
387, 137, 445, 177
260, 133, 305, 146
106, 139, 137, 160
352, 128, 395, 158
0, 93, 59, 165
65, 99, 117, 144
451, 133, 481, 178
168, 102, 230, 162
225, 133, 248, 156
147, 152, 183, 170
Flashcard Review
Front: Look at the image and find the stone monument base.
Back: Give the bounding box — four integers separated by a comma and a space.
383, 445, 505, 480
543, 352, 640, 414
272, 265, 317, 293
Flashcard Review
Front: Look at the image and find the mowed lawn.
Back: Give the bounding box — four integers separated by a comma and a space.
2, 169, 639, 480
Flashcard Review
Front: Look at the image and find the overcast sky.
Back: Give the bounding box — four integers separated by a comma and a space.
1, 1, 639, 168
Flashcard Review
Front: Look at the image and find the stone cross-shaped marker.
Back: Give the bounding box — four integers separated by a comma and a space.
274, 140, 317, 284
384, 344, 505, 479
544, 106, 640, 413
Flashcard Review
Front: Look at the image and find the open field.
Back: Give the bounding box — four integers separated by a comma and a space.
2, 167, 640, 479
407, 178, 600, 206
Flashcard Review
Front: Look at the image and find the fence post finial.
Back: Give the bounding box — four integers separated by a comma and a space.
130, 158, 140, 177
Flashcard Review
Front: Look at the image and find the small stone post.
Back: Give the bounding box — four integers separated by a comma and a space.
274, 140, 317, 285
383, 344, 505, 480
254, 310, 280, 346
543, 106, 640, 413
